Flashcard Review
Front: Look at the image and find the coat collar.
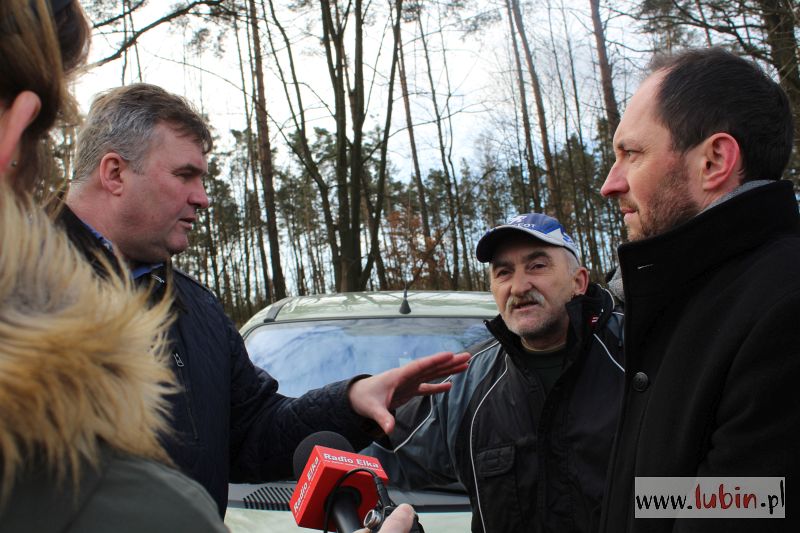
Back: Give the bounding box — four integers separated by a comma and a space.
619, 180, 798, 300
618, 180, 798, 355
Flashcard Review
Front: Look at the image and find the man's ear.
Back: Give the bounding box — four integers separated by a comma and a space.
697, 133, 742, 194
573, 266, 590, 296
0, 91, 42, 174
97, 152, 128, 196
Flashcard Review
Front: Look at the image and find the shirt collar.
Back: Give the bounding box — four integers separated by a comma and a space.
703, 179, 773, 212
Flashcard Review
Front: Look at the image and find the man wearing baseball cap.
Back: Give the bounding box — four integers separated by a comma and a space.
366, 213, 625, 532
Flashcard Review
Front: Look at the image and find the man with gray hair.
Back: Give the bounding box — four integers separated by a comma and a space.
366, 213, 624, 532
58, 83, 471, 517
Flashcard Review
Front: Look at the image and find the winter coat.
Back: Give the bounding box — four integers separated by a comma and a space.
1, 449, 225, 533
599, 180, 800, 532
57, 205, 377, 515
367, 283, 624, 532
0, 190, 224, 531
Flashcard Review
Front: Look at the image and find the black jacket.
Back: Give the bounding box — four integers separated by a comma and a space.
599, 181, 800, 532
57, 206, 376, 515
367, 283, 624, 532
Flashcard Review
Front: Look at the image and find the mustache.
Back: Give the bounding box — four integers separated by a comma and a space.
506, 290, 545, 313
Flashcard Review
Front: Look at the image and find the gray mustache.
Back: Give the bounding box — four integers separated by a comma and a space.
506, 291, 545, 312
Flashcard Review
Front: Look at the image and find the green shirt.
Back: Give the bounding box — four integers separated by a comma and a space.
516, 340, 570, 395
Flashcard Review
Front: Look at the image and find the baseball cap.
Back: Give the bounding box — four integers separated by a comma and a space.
475, 213, 580, 263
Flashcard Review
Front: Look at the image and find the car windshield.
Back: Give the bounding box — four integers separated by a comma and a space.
245, 317, 491, 397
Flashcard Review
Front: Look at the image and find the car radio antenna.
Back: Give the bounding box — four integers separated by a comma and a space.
399, 284, 411, 315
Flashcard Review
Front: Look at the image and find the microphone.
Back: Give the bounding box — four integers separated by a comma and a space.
290, 431, 389, 532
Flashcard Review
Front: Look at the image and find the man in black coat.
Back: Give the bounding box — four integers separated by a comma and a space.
61, 83, 470, 516
599, 47, 799, 532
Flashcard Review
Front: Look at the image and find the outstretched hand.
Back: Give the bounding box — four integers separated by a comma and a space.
347, 351, 470, 434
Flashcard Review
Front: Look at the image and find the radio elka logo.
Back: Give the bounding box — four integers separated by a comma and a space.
322, 452, 381, 470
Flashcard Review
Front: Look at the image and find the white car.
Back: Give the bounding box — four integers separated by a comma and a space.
225, 291, 497, 532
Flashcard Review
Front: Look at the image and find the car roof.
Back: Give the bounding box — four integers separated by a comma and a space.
241, 291, 497, 332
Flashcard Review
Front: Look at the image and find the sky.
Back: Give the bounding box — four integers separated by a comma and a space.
73, 1, 650, 184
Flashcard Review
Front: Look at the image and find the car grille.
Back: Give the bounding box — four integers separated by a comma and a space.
242, 485, 294, 511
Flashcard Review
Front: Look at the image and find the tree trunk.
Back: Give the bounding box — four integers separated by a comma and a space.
436, 13, 473, 291
236, 11, 272, 302
398, 25, 439, 284
347, 0, 367, 290
418, 16, 460, 289
694, 0, 714, 46
505, 0, 539, 212
590, 0, 620, 135
248, 0, 286, 299
203, 209, 220, 297
266, 0, 341, 287
320, 0, 357, 291
560, 2, 603, 275
757, 0, 800, 167
509, 0, 560, 221
361, 0, 402, 289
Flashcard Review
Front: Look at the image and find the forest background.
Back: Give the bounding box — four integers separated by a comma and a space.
48, 0, 800, 325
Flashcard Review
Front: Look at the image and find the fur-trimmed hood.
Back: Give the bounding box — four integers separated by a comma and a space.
0, 186, 176, 501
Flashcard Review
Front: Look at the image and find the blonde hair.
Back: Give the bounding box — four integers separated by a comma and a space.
0, 184, 176, 502
0, 0, 90, 195
0, 0, 173, 507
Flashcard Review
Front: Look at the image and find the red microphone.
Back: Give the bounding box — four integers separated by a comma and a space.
290, 432, 389, 532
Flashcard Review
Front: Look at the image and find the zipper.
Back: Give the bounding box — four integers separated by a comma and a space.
172, 351, 199, 441
469, 355, 511, 533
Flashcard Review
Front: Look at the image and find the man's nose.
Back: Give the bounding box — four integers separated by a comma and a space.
190, 182, 209, 209
601, 163, 628, 198
510, 269, 532, 296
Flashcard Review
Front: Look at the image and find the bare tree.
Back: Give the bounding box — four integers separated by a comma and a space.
590, 0, 620, 134
247, 0, 286, 299
508, 0, 561, 221
397, 20, 440, 286
361, 0, 404, 288
235, 8, 273, 302
505, 0, 539, 212
417, 13, 462, 289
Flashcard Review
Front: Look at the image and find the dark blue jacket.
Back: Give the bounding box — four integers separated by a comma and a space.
58, 206, 376, 515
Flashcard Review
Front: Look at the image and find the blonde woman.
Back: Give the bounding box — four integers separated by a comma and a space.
0, 1, 225, 529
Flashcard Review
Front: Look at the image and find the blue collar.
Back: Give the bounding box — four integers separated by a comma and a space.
131, 263, 163, 280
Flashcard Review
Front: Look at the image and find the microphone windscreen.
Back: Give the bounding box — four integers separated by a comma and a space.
293, 431, 355, 479
290, 432, 389, 529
